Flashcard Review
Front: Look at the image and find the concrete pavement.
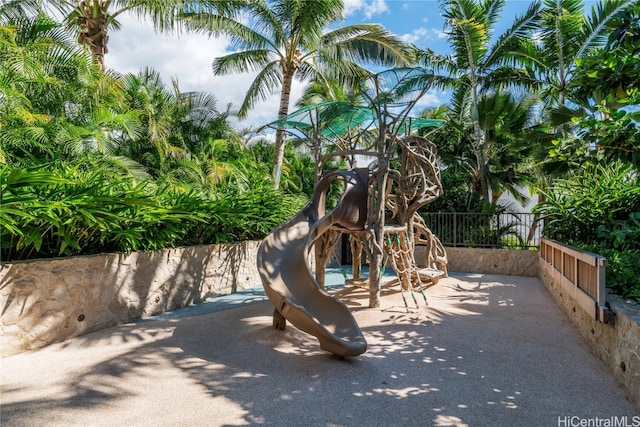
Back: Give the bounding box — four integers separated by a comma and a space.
1, 271, 638, 426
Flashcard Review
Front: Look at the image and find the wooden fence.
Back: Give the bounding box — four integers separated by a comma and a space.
539, 238, 610, 322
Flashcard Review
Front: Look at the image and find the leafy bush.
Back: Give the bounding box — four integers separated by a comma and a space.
1, 164, 304, 261
535, 162, 640, 301
421, 168, 484, 213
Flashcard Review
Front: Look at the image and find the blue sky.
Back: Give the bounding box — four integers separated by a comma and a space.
341, 0, 532, 53
105, 0, 594, 131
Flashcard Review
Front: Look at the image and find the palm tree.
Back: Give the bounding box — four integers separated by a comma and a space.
522, 0, 634, 171
184, 0, 411, 188
118, 67, 227, 177
0, 18, 46, 163
296, 75, 355, 108
477, 91, 537, 204
421, 91, 537, 206
0, 11, 111, 164
523, 0, 634, 236
40, 0, 206, 68
418, 0, 541, 201
534, 0, 633, 108
525, 0, 636, 169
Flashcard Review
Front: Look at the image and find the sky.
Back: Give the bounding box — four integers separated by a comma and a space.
104, 0, 590, 133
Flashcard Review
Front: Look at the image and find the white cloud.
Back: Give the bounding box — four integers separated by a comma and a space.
400, 27, 428, 44
343, 0, 389, 19
106, 12, 300, 131
531, 30, 543, 47
413, 90, 448, 110
400, 26, 447, 45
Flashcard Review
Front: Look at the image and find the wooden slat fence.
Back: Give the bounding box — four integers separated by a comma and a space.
539, 238, 610, 322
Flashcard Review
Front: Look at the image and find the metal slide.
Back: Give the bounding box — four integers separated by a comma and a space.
257, 169, 369, 357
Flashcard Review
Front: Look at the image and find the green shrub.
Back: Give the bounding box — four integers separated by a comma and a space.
535, 162, 640, 301
0, 164, 305, 261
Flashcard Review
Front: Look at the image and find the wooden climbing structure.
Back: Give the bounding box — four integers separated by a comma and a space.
263, 68, 448, 309
315, 135, 448, 312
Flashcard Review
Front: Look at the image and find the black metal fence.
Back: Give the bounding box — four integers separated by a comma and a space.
422, 212, 542, 249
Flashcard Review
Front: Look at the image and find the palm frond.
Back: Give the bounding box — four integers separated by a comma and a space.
578, 0, 633, 57
416, 49, 462, 92
482, 66, 539, 92
538, 0, 584, 68
184, 11, 276, 51
482, 0, 507, 29
237, 60, 282, 118
319, 24, 411, 68
282, 0, 343, 47
0, 0, 42, 22
485, 0, 541, 68
212, 49, 278, 75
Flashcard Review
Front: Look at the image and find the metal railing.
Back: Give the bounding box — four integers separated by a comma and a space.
422, 212, 541, 249
539, 238, 610, 322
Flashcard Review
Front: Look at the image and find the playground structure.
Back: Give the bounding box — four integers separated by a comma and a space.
256, 134, 447, 356
314, 135, 447, 302
256, 68, 448, 356
257, 169, 370, 357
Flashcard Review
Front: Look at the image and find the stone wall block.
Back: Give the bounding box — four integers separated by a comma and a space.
27, 308, 69, 348
445, 247, 538, 276
1, 276, 39, 325
539, 259, 640, 411
1, 241, 263, 357
2, 324, 27, 352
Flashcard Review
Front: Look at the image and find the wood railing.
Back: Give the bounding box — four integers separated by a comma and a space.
539, 238, 610, 322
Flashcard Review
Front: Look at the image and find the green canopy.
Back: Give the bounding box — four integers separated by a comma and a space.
261, 67, 443, 140
263, 102, 443, 140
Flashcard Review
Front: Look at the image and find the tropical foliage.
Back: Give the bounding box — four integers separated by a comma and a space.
560, 1, 640, 166
417, 0, 540, 201
1, 163, 303, 260
183, 0, 411, 188
534, 163, 640, 300
1, 0, 638, 301
531, 1, 640, 301
532, 0, 634, 107
0, 5, 306, 261
38, 0, 210, 68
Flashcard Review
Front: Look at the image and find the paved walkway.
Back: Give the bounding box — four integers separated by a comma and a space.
1, 270, 638, 426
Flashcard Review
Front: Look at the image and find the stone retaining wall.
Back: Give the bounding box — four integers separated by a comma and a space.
443, 247, 538, 276
0, 241, 262, 357
538, 259, 640, 411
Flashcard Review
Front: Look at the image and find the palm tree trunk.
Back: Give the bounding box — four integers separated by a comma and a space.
527, 192, 545, 244
76, 1, 109, 69
470, 81, 490, 201
477, 150, 490, 202
273, 70, 294, 189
